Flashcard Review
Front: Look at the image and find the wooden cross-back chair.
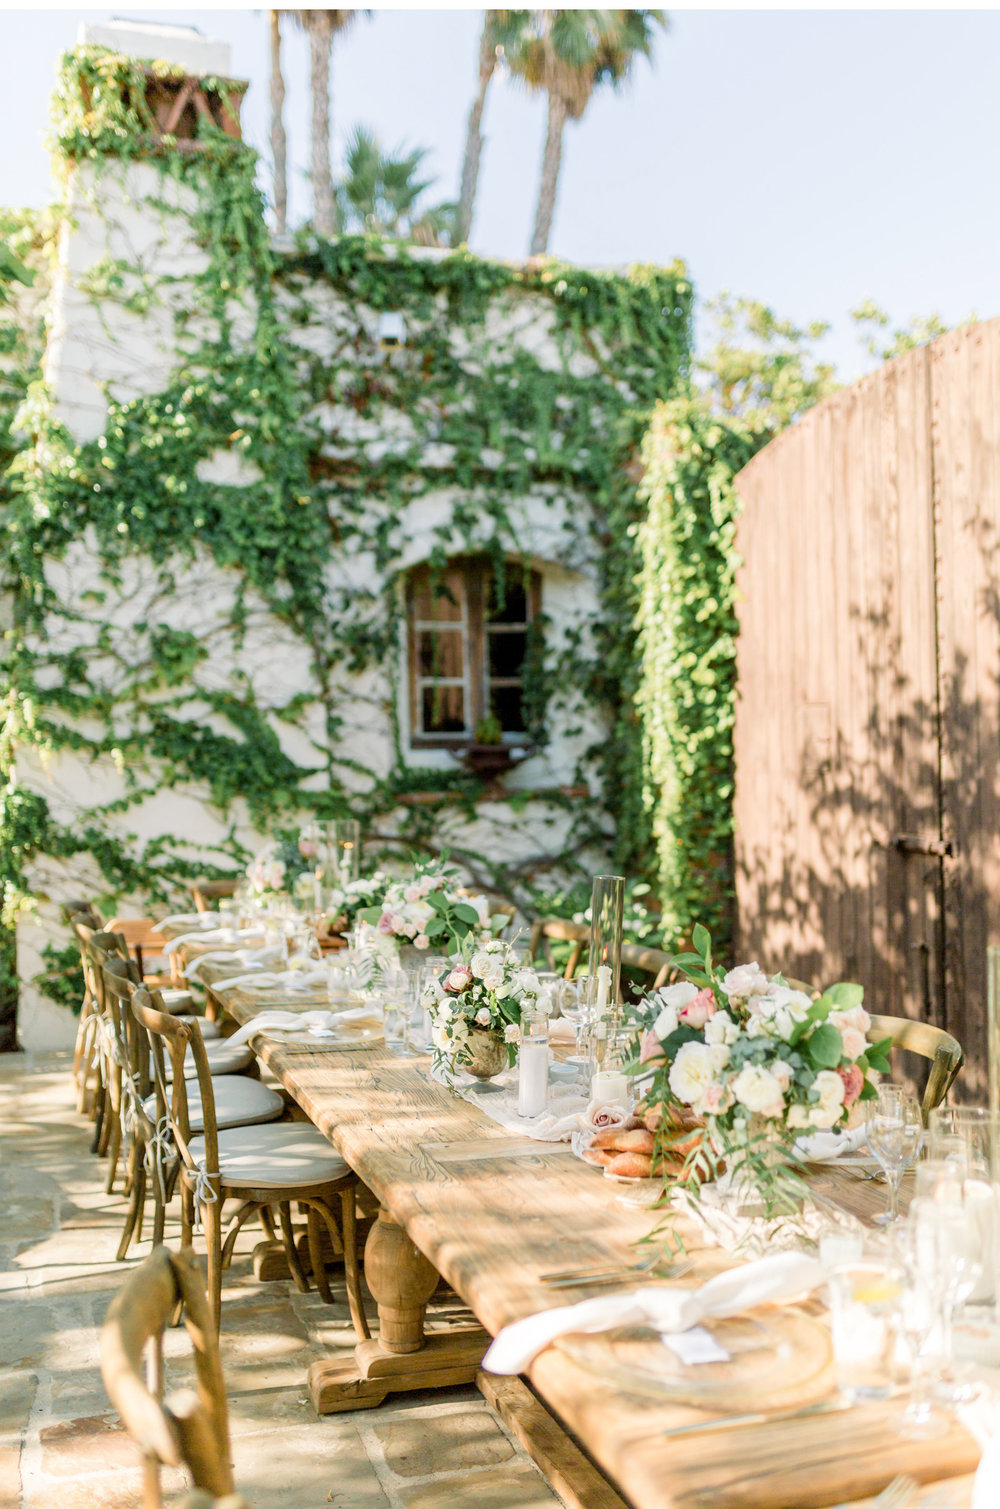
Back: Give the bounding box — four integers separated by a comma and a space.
526, 918, 590, 979
783, 977, 964, 1123
619, 942, 673, 992
103, 961, 287, 1263
100, 1244, 248, 1509
80, 929, 133, 1152
189, 878, 238, 913
131, 986, 370, 1336
67, 909, 107, 1112
866, 1013, 964, 1124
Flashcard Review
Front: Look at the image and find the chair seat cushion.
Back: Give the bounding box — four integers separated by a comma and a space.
164, 1039, 254, 1082
143, 1077, 284, 1133
158, 988, 195, 1014
188, 1122, 350, 1189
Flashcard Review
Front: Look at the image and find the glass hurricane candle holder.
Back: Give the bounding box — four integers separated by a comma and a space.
330, 820, 361, 886
583, 874, 624, 1086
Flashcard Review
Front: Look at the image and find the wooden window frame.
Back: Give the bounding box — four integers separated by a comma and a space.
407, 557, 541, 751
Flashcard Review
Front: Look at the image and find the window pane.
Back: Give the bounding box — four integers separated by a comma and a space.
490, 685, 526, 733
418, 628, 465, 679
413, 567, 465, 623
422, 684, 466, 734
488, 630, 527, 679
488, 577, 528, 625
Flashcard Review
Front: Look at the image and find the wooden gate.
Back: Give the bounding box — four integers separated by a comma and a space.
733, 319, 1000, 1091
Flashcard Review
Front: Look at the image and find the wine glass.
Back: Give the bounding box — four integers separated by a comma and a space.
865, 1085, 924, 1224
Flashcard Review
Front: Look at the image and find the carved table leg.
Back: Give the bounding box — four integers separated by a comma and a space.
308, 1208, 489, 1414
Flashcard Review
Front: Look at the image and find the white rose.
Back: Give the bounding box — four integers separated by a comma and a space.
485, 939, 505, 954
668, 1041, 719, 1106
757, 989, 812, 1042
839, 1027, 867, 1060
809, 1069, 847, 1128
707, 1043, 731, 1074
771, 1059, 794, 1091
655, 982, 698, 1011
830, 1005, 871, 1035
654, 1003, 679, 1038
475, 1007, 492, 1026
744, 1014, 769, 1038
722, 962, 771, 1000
704, 1009, 739, 1046
469, 951, 492, 979
731, 1064, 785, 1118
515, 969, 540, 996
503, 1022, 520, 1043
481, 967, 505, 992
787, 1104, 810, 1129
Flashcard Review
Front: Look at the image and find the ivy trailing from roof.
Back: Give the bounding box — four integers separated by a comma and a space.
1, 44, 694, 1022
636, 399, 766, 951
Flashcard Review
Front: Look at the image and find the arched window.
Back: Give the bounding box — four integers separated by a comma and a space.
406, 557, 540, 748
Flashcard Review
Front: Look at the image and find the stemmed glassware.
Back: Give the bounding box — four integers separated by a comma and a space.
864, 1085, 924, 1223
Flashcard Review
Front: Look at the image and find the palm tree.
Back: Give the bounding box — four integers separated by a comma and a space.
290, 10, 363, 236
268, 11, 287, 233
454, 10, 531, 247
338, 126, 457, 246
511, 10, 668, 257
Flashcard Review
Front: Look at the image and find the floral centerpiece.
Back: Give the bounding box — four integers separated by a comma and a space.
633, 925, 892, 1219
423, 940, 544, 1079
357, 859, 506, 964
324, 872, 388, 933
245, 834, 310, 898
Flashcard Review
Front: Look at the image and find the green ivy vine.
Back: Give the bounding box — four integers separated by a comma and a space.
1, 44, 698, 1024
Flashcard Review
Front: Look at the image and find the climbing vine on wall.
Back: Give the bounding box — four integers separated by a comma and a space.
0, 44, 693, 1019
636, 399, 765, 952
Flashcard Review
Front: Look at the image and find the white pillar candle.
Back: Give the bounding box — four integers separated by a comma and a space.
591, 1069, 630, 1108
518, 1021, 549, 1118
595, 963, 612, 1013
313, 875, 323, 912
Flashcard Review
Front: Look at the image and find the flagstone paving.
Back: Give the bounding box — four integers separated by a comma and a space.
0, 1052, 563, 1509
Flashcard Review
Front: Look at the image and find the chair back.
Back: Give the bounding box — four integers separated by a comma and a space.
866, 1013, 964, 1121
619, 942, 673, 991
190, 878, 238, 913
99, 1244, 244, 1508
526, 917, 590, 979
131, 986, 219, 1187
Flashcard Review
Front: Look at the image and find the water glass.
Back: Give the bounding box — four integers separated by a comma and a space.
865, 1086, 924, 1223
908, 1194, 984, 1402
375, 969, 408, 1055
827, 1256, 904, 1400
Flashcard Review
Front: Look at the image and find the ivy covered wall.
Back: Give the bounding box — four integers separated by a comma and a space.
1, 45, 693, 1046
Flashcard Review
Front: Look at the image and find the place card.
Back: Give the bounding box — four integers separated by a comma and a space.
659, 1326, 731, 1366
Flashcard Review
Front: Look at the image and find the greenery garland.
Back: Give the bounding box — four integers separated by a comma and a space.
0, 45, 695, 1025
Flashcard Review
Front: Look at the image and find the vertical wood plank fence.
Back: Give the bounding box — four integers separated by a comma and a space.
733, 319, 1000, 1091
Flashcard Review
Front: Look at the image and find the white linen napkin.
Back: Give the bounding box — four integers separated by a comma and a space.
481, 1250, 825, 1375
958, 1389, 1000, 1508
154, 912, 223, 932
226, 1007, 377, 1047
211, 969, 329, 994
793, 1123, 869, 1163
547, 1017, 576, 1045
183, 946, 285, 981
161, 927, 245, 955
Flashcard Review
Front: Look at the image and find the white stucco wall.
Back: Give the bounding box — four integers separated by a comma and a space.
15, 158, 611, 1048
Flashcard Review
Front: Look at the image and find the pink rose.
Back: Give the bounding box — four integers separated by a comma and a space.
583, 1101, 630, 1133
376, 913, 395, 935
679, 987, 718, 1030
837, 1064, 864, 1107
639, 1029, 667, 1067
840, 1027, 867, 1061
414, 934, 429, 949
404, 884, 421, 903
701, 1083, 731, 1115
444, 965, 473, 993
298, 839, 317, 858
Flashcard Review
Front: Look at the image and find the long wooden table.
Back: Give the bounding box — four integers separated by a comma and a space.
208, 979, 982, 1509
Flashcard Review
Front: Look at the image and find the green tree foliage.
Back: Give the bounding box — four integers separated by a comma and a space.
695, 293, 837, 434
508, 9, 667, 256
336, 126, 457, 245
850, 298, 965, 361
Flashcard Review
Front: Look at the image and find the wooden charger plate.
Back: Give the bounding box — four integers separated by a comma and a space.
554, 1306, 834, 1411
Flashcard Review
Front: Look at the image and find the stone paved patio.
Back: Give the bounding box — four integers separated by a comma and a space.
0, 1052, 565, 1509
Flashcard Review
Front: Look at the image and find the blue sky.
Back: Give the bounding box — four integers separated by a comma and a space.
1, 6, 996, 381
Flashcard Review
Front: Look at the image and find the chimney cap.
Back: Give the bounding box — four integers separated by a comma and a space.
78, 19, 232, 77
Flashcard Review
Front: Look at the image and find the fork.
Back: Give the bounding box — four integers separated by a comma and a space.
541, 1256, 692, 1289
870, 1475, 919, 1509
